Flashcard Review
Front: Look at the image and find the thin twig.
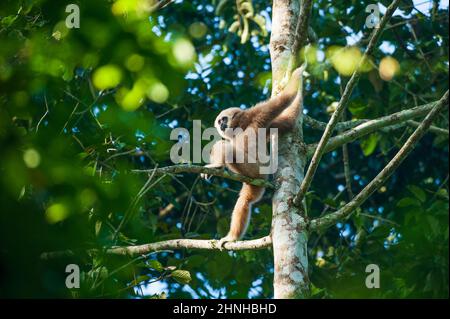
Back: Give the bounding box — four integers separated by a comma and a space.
406, 120, 449, 137
341, 114, 354, 200
159, 192, 188, 218
132, 164, 274, 188
294, 0, 402, 206
311, 90, 449, 231
114, 166, 163, 241
287, 0, 313, 74
359, 213, 399, 226
36, 94, 49, 132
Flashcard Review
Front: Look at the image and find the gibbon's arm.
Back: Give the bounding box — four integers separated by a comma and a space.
246, 67, 302, 129
201, 140, 228, 180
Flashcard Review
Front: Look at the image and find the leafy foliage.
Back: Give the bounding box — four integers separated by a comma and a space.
0, 0, 448, 298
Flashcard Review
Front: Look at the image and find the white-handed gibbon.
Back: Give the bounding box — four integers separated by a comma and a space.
202, 67, 303, 247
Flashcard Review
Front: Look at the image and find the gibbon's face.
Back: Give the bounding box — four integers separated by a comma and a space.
215, 107, 242, 139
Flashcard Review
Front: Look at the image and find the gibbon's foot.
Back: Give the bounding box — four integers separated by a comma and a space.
201, 164, 223, 180
200, 172, 211, 180
217, 235, 238, 251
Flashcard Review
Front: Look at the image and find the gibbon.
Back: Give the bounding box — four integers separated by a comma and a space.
202, 67, 303, 247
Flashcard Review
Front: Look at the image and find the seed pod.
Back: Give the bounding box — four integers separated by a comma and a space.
252, 14, 268, 36
240, 1, 254, 17
240, 18, 249, 44
228, 20, 240, 33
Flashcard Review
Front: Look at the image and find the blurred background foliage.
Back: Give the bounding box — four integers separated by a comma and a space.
0, 0, 448, 298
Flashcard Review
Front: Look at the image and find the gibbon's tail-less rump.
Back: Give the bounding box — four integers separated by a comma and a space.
202, 66, 303, 248
225, 183, 265, 241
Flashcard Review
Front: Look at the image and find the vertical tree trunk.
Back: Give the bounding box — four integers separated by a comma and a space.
270, 0, 310, 298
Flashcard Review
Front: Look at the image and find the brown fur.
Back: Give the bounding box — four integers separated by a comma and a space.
270, 88, 303, 134
202, 67, 303, 246
227, 184, 265, 240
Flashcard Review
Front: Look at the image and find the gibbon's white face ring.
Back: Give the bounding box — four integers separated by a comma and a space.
214, 107, 241, 140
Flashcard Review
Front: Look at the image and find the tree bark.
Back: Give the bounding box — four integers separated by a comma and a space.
270, 0, 310, 299
40, 236, 272, 260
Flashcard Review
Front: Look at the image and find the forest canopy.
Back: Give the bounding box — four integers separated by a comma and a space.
0, 0, 448, 298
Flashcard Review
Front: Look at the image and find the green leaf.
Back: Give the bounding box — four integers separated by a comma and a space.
397, 197, 421, 207
407, 185, 426, 203
310, 283, 326, 297
95, 220, 102, 236
147, 259, 164, 272
87, 266, 108, 281
360, 133, 379, 156
185, 255, 206, 268
323, 197, 337, 208
426, 216, 440, 236
427, 200, 449, 215
171, 270, 192, 285
1, 15, 18, 28
435, 188, 448, 200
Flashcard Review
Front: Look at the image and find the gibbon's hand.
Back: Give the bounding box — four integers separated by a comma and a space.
200, 172, 211, 180
200, 163, 224, 181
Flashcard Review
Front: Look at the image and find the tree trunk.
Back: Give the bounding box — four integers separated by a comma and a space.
270, 0, 310, 298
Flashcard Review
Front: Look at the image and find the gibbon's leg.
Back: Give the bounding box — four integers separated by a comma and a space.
270, 65, 305, 134
218, 183, 265, 248
201, 139, 229, 180
270, 64, 305, 134
246, 67, 302, 129
269, 91, 302, 134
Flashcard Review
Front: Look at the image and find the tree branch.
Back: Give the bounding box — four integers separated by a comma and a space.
271, 0, 312, 94
340, 111, 354, 199
159, 192, 188, 218
303, 115, 365, 131
288, 0, 313, 73
40, 236, 273, 259
307, 98, 448, 156
293, 0, 313, 54
406, 120, 449, 137
132, 164, 274, 188
310, 90, 449, 232
304, 114, 448, 137
293, 0, 402, 206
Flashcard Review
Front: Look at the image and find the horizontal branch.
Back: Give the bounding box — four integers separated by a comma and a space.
304, 114, 448, 137
310, 90, 449, 232
40, 236, 273, 259
303, 115, 365, 131
307, 99, 448, 156
132, 164, 273, 188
